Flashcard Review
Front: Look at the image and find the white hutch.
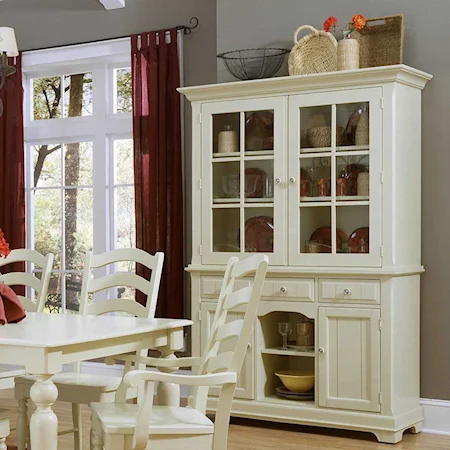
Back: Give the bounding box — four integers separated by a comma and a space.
180, 65, 432, 443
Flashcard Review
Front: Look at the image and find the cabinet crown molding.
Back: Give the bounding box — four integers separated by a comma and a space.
179, 65, 432, 102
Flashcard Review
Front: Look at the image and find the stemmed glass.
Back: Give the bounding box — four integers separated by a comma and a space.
278, 322, 292, 350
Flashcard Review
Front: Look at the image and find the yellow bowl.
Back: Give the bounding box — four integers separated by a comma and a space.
275, 370, 315, 393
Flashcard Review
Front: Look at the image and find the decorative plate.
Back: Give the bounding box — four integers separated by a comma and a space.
244, 216, 274, 252
309, 226, 347, 253
245, 167, 267, 198
348, 227, 369, 253
275, 386, 314, 401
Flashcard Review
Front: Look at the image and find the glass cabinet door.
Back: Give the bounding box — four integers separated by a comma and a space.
288, 88, 382, 266
201, 97, 286, 265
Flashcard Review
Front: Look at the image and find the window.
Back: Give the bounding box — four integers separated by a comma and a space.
23, 40, 134, 312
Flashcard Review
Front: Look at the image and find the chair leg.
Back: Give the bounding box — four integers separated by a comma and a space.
72, 403, 82, 450
0, 437, 6, 450
16, 398, 28, 450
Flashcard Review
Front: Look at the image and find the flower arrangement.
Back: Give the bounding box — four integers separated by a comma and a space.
323, 14, 366, 38
0, 229, 11, 258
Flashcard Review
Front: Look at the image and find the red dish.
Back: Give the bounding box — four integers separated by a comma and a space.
245, 216, 274, 252
310, 226, 347, 253
348, 227, 369, 253
245, 167, 267, 198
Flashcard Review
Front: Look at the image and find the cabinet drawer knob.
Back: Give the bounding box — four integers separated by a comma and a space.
275, 177, 282, 184
280, 286, 287, 293
318, 347, 325, 354
344, 288, 351, 295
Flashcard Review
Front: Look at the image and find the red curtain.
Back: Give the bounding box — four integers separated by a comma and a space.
132, 29, 184, 318
0, 54, 25, 289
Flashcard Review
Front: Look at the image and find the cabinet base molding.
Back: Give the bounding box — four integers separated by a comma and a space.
207, 397, 423, 444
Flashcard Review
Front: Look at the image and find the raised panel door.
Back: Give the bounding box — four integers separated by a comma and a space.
318, 307, 381, 412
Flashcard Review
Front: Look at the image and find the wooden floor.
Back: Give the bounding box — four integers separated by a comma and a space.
0, 388, 449, 449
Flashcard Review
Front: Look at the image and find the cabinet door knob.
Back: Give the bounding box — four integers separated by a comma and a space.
247, 342, 252, 349
280, 286, 287, 293
275, 177, 282, 184
289, 177, 296, 184
344, 288, 351, 295
318, 347, 325, 354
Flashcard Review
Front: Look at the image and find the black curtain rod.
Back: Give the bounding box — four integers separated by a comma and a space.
23, 17, 199, 53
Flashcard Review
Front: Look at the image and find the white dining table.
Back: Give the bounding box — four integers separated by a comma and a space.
0, 312, 192, 450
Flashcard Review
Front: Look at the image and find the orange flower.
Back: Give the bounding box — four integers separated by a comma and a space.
0, 228, 11, 258
323, 16, 338, 32
352, 14, 366, 30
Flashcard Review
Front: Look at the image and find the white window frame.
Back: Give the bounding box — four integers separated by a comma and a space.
23, 39, 133, 312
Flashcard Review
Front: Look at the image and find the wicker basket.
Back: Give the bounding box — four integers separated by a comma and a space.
288, 25, 337, 75
350, 15, 404, 68
307, 126, 345, 148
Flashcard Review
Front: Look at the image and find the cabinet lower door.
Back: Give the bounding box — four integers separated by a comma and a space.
318, 307, 381, 412
200, 302, 254, 399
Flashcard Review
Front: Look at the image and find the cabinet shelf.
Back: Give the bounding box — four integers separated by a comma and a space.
261, 347, 315, 357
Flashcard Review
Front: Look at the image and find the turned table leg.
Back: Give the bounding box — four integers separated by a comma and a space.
157, 349, 180, 407
29, 375, 58, 450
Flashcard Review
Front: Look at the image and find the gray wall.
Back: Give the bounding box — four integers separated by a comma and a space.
0, 0, 217, 319
217, 0, 449, 400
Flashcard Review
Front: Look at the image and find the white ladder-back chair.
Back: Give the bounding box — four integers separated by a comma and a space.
0, 249, 54, 389
14, 248, 164, 450
90, 253, 269, 450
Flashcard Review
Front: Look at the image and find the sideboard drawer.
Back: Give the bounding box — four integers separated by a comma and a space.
319, 279, 380, 305
261, 278, 314, 302
200, 276, 314, 302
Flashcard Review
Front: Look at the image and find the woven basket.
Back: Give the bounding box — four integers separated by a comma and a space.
288, 25, 337, 75
350, 15, 404, 68
307, 126, 345, 148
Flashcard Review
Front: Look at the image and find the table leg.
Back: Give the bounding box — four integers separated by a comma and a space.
157, 349, 180, 406
29, 375, 58, 450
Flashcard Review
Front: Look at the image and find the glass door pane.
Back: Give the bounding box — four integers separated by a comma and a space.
289, 88, 381, 266
203, 97, 286, 265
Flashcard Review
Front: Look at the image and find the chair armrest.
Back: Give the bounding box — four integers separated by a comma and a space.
123, 370, 237, 388
106, 354, 203, 368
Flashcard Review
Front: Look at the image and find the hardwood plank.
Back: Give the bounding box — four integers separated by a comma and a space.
0, 388, 448, 449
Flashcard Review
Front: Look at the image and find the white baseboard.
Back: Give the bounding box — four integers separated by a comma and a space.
421, 399, 450, 435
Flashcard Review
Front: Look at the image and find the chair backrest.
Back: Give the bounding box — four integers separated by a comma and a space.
191, 254, 268, 420
78, 248, 164, 318
0, 249, 54, 313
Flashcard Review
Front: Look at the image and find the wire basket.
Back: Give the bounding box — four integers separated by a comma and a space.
217, 48, 290, 80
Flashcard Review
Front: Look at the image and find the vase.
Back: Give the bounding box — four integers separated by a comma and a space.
337, 37, 360, 71
355, 109, 369, 145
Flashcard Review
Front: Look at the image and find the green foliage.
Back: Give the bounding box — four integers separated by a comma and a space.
116, 68, 132, 113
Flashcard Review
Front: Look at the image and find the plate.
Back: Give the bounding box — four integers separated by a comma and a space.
275, 386, 314, 401
245, 167, 267, 198
244, 216, 273, 252
348, 227, 369, 253
310, 226, 348, 253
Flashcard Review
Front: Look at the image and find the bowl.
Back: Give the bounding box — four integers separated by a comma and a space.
275, 370, 315, 393
217, 48, 290, 80
306, 126, 345, 148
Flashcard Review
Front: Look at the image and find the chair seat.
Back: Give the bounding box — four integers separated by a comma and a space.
15, 373, 123, 392
0, 365, 25, 379
91, 402, 214, 436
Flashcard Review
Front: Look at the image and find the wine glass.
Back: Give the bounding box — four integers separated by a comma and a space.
278, 322, 292, 350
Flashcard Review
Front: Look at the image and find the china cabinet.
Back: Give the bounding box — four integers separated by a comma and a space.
180, 65, 432, 444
